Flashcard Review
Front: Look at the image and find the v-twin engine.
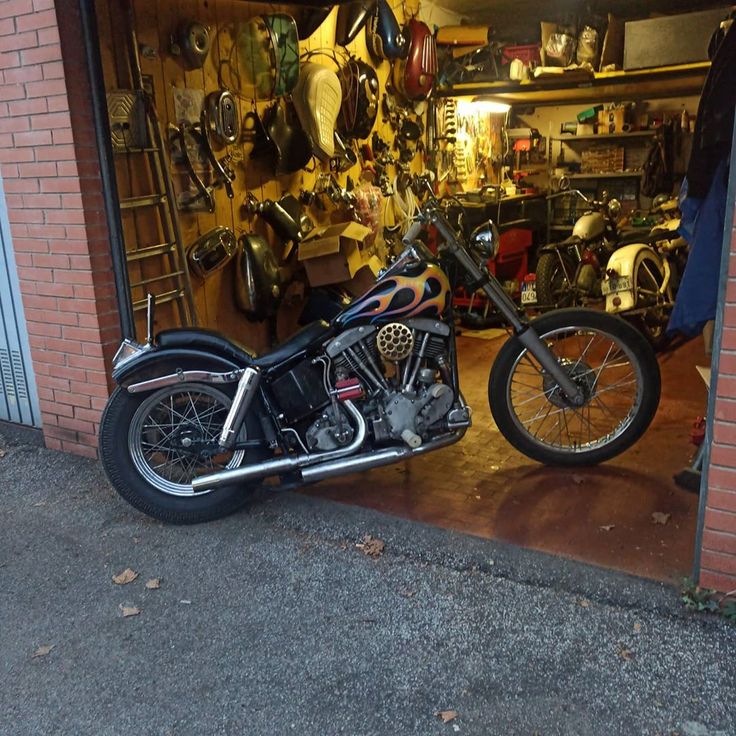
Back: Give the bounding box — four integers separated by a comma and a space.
323, 318, 458, 448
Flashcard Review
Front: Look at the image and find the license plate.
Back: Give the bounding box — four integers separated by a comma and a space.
521, 278, 537, 305
601, 275, 632, 296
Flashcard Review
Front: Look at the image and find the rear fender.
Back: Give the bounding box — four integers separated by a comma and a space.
603, 244, 652, 313
112, 347, 245, 389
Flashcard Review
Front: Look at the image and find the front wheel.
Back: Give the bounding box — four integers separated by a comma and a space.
99, 381, 268, 524
489, 309, 661, 466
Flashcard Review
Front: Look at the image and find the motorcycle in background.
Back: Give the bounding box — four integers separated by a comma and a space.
99, 177, 661, 524
530, 189, 624, 309
602, 198, 688, 348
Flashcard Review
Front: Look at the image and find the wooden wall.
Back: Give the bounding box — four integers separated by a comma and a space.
95, 0, 421, 353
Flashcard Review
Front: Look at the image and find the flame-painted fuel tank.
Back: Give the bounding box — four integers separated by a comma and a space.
572, 212, 606, 242
334, 260, 451, 328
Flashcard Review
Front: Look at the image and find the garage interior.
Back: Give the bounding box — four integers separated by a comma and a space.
93, 0, 733, 583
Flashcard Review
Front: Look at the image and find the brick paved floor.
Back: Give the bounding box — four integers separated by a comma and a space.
302, 333, 708, 583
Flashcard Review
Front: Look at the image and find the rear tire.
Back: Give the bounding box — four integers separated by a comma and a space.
99, 382, 268, 524
535, 251, 577, 309
489, 309, 661, 466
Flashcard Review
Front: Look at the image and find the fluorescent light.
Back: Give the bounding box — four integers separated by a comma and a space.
456, 99, 511, 115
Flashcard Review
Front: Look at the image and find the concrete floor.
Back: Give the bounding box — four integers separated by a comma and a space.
303, 332, 709, 584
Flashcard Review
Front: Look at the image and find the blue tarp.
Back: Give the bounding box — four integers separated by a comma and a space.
667, 158, 730, 337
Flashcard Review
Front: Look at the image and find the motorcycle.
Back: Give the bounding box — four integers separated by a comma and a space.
99, 179, 661, 524
602, 199, 688, 348
533, 189, 625, 309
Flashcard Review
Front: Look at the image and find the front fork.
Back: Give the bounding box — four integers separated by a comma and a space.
431, 217, 586, 406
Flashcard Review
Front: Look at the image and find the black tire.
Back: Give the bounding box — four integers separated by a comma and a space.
631, 250, 671, 350
99, 381, 268, 524
535, 251, 577, 309
489, 308, 661, 466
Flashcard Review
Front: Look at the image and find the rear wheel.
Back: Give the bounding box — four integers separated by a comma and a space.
489, 309, 660, 466
100, 381, 268, 524
535, 251, 577, 309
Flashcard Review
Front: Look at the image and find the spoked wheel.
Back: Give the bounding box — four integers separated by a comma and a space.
631, 250, 671, 349
100, 380, 268, 523
489, 309, 661, 466
535, 252, 577, 309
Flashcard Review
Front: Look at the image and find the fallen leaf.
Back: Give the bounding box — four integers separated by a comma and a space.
600, 524, 615, 532
571, 474, 584, 484
617, 645, 635, 660
145, 578, 161, 590
652, 512, 671, 525
435, 710, 458, 723
355, 534, 385, 558
119, 604, 141, 618
633, 622, 642, 634
0, 448, 6, 459
32, 644, 54, 658
112, 568, 139, 585
577, 598, 590, 608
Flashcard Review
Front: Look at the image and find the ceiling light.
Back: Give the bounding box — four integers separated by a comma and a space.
456, 99, 511, 115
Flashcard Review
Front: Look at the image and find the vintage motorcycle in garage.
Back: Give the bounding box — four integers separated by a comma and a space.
100, 179, 661, 524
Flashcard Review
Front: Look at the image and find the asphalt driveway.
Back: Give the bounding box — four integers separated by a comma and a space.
1, 426, 734, 736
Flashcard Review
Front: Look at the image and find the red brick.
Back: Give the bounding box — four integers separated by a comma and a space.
2, 30, 38, 51
0, 114, 31, 134
705, 507, 736, 534
0, 147, 35, 163
9, 209, 43, 224
708, 465, 736, 491
7, 97, 47, 116
35, 374, 70, 391
30, 110, 70, 130
3, 177, 38, 193
702, 528, 736, 556
60, 192, 83, 209
45, 93, 68, 112
73, 406, 104, 424
31, 252, 68, 269
715, 398, 736, 423
48, 238, 89, 255
53, 390, 91, 409
37, 27, 59, 47
0, 17, 14, 35
44, 436, 62, 451
60, 441, 98, 459
62, 325, 100, 342
22, 192, 60, 208
22, 293, 57, 311
701, 549, 736, 578
13, 129, 52, 147
45, 209, 86, 225
56, 160, 78, 177
57, 415, 94, 435
0, 51, 20, 69
12, 237, 49, 254
27, 224, 66, 239
51, 128, 73, 145
16, 8, 57, 32
3, 64, 41, 84
33, 0, 54, 10
21, 44, 62, 67
17, 266, 53, 283
70, 380, 109, 399
67, 354, 103, 371
707, 489, 736, 513
34, 281, 74, 298
17, 161, 56, 178
39, 400, 73, 418
36, 143, 74, 160
25, 307, 76, 326
0, 0, 35, 19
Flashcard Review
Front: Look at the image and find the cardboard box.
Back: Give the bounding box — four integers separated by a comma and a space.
597, 107, 627, 134
298, 221, 372, 287
340, 255, 383, 297
623, 8, 729, 70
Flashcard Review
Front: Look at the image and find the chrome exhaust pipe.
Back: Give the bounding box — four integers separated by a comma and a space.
191, 401, 367, 492
301, 430, 463, 483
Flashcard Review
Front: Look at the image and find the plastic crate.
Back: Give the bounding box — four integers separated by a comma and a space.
501, 44, 541, 66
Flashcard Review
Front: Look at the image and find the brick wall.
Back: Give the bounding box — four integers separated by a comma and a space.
0, 0, 119, 458
701, 207, 736, 592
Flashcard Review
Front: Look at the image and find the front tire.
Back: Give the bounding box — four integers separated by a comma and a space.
489, 309, 661, 466
99, 382, 267, 524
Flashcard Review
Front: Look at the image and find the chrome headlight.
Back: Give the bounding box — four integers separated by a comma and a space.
469, 220, 501, 260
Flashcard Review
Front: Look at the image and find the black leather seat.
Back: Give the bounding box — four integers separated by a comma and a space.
253, 320, 332, 369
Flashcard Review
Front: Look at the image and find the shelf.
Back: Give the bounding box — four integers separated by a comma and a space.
567, 171, 642, 179
553, 131, 656, 142
437, 62, 709, 106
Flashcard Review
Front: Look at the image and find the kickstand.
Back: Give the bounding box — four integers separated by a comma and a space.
673, 443, 705, 494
